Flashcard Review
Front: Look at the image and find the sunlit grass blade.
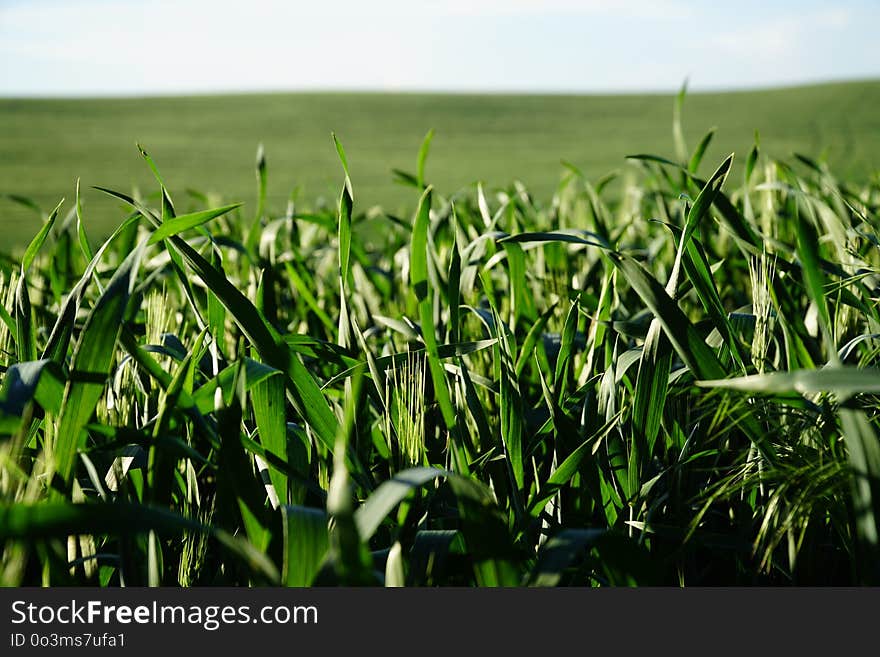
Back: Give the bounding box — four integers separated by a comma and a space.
688, 127, 716, 174
410, 186, 456, 430
698, 366, 880, 395
147, 203, 242, 245
21, 199, 62, 273
416, 128, 434, 189
355, 467, 447, 541
55, 240, 147, 482
74, 179, 94, 262
796, 199, 835, 356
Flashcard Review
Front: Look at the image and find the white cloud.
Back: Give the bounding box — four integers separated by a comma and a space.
714, 8, 852, 60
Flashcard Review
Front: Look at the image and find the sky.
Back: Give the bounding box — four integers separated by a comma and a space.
1, 0, 878, 97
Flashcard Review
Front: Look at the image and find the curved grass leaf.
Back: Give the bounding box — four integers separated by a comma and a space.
56, 241, 147, 482
355, 467, 447, 541
21, 199, 63, 273
147, 203, 242, 245
698, 366, 880, 396
0, 359, 65, 417
688, 127, 716, 174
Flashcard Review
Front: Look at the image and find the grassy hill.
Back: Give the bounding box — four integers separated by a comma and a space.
1, 79, 879, 246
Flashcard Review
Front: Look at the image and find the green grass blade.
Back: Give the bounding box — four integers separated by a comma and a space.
514, 304, 556, 378
55, 240, 147, 482
410, 186, 456, 429
254, 143, 267, 224
355, 467, 447, 541
839, 409, 880, 583
136, 143, 169, 191
698, 366, 880, 395
688, 127, 716, 174
252, 369, 288, 506
14, 274, 34, 363
416, 128, 434, 189
21, 199, 62, 273
282, 505, 329, 586
673, 79, 688, 163
74, 179, 94, 262
147, 203, 242, 245
796, 200, 834, 356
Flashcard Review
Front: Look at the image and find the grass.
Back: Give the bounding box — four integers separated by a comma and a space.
1, 84, 880, 586
1, 79, 879, 246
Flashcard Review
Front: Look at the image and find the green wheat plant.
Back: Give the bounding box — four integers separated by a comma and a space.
1, 93, 880, 586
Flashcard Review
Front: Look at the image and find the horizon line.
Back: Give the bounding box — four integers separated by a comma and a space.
1, 75, 877, 102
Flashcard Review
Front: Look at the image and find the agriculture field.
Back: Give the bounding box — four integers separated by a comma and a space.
2, 80, 880, 587
1, 80, 879, 247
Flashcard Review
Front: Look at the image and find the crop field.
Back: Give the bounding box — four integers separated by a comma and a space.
1, 80, 879, 247
1, 83, 880, 586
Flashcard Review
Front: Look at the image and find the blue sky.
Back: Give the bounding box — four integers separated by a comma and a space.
1, 0, 878, 96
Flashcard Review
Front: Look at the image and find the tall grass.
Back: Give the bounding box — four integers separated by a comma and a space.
2, 97, 880, 586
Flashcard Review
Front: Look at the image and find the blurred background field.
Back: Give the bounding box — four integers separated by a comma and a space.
2, 78, 878, 247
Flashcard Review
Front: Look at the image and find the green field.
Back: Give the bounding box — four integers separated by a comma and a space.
4, 78, 880, 587
1, 79, 879, 246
